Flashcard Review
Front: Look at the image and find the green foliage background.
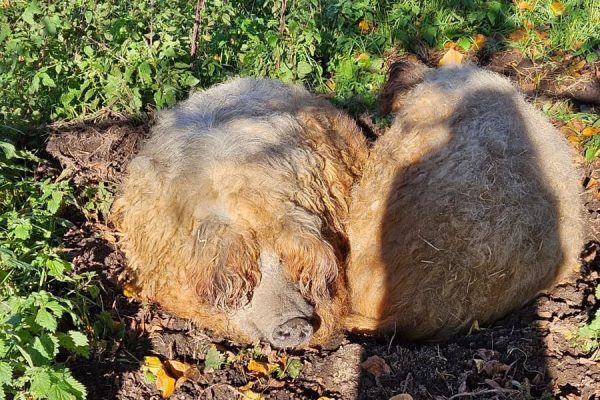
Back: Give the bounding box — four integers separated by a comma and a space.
2, 0, 598, 127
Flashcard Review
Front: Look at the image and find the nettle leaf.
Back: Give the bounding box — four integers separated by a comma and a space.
22, 2, 42, 26
46, 259, 71, 278
0, 362, 12, 385
29, 368, 52, 398
35, 307, 58, 332
0, 142, 16, 159
46, 190, 63, 214
57, 331, 89, 357
13, 220, 32, 240
32, 334, 59, 363
137, 62, 152, 84
204, 347, 224, 370
297, 60, 312, 78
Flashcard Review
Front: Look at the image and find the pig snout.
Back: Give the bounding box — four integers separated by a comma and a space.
271, 317, 313, 348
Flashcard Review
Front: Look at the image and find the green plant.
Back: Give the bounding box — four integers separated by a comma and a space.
574, 285, 600, 358
0, 139, 94, 399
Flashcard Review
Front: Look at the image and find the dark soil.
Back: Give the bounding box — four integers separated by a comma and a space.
47, 58, 600, 400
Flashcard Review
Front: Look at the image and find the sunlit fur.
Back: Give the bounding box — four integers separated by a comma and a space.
345, 65, 583, 340
112, 78, 368, 344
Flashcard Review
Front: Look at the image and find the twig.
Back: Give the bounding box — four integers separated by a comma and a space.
447, 388, 520, 399
190, 0, 206, 59
278, 0, 287, 34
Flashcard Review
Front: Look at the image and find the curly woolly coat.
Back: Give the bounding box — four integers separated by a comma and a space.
112, 78, 368, 345
345, 64, 583, 340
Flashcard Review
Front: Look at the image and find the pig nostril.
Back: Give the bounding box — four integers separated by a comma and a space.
271, 317, 313, 347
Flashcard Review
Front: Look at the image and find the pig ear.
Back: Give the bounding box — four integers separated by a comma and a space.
378, 59, 429, 115
273, 217, 340, 306
191, 219, 261, 310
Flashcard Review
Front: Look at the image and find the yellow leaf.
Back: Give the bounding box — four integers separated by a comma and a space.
143, 356, 163, 374
585, 177, 597, 189
247, 359, 277, 376
165, 360, 190, 379
516, 1, 533, 11
389, 395, 414, 400
123, 283, 136, 298
355, 53, 369, 61
438, 48, 463, 67
582, 127, 600, 137
443, 41, 456, 49
567, 134, 581, 144
318, 397, 335, 400
468, 319, 480, 334
239, 381, 255, 391
240, 389, 264, 400
358, 20, 370, 33
550, 1, 565, 15
473, 34, 487, 49
156, 367, 176, 398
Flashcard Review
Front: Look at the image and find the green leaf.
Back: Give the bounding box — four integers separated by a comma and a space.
0, 362, 12, 385
35, 308, 58, 332
41, 73, 56, 88
204, 347, 224, 370
22, 2, 42, 26
46, 190, 63, 214
422, 25, 437, 46
286, 358, 303, 379
457, 37, 471, 51
29, 368, 52, 397
184, 74, 200, 87
57, 331, 89, 357
297, 61, 313, 78
0, 142, 16, 159
32, 334, 59, 363
138, 62, 152, 84
13, 221, 32, 240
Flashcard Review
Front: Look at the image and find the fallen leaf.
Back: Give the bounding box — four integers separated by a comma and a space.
438, 48, 463, 67
473, 34, 486, 49
443, 41, 456, 49
570, 60, 587, 76
247, 359, 277, 376
582, 127, 600, 137
509, 29, 527, 42
516, 1, 533, 11
239, 381, 255, 391
585, 177, 598, 189
266, 378, 286, 388
569, 118, 586, 131
123, 283, 137, 298
143, 356, 163, 374
165, 360, 189, 378
389, 395, 414, 400
156, 367, 176, 398
240, 389, 264, 400
355, 53, 369, 61
550, 1, 565, 15
325, 78, 336, 91
360, 355, 392, 377
358, 20, 370, 34
567, 134, 581, 144
318, 397, 335, 400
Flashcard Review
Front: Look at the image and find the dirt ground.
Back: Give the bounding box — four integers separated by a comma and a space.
44, 54, 600, 400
